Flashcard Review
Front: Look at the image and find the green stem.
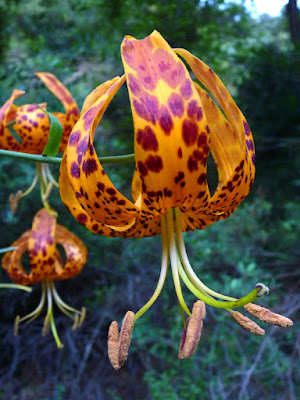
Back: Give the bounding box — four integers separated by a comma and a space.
0, 246, 18, 254
0, 149, 135, 165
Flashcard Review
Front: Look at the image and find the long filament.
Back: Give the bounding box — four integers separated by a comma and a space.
166, 210, 190, 316
134, 216, 169, 320
175, 207, 236, 301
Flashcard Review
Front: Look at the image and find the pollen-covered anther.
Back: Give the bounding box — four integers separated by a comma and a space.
231, 311, 265, 336
107, 310, 135, 370
9, 190, 22, 215
178, 300, 206, 359
244, 303, 293, 328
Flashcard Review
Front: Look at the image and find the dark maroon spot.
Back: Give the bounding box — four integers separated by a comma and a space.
197, 132, 207, 148
198, 191, 206, 198
136, 126, 158, 152
243, 121, 251, 136
106, 188, 116, 196
77, 213, 88, 224
175, 171, 185, 184
193, 149, 203, 161
117, 199, 126, 206
92, 224, 98, 231
94, 202, 100, 208
70, 162, 80, 178
235, 160, 245, 172
89, 144, 95, 155
168, 93, 184, 118
145, 155, 163, 173
37, 113, 45, 119
69, 130, 81, 146
163, 188, 172, 197
75, 192, 82, 198
21, 115, 28, 121
177, 147, 183, 158
205, 125, 210, 133
138, 161, 148, 176
159, 105, 174, 135
180, 181, 185, 188
233, 174, 240, 181
179, 79, 193, 100
251, 154, 256, 165
187, 155, 198, 172
187, 100, 203, 121
182, 119, 198, 146
197, 173, 206, 184
82, 158, 98, 176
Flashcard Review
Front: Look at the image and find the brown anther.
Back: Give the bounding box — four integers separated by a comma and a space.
231, 311, 265, 336
9, 190, 22, 215
244, 303, 293, 328
108, 311, 135, 370
178, 300, 206, 359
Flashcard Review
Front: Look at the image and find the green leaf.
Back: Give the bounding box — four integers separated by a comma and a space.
38, 106, 63, 157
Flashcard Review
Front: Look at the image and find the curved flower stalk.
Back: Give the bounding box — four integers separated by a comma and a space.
0, 72, 79, 154
59, 31, 292, 366
2, 208, 87, 348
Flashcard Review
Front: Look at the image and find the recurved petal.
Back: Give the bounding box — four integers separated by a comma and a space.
36, 72, 80, 150
59, 152, 120, 236
2, 231, 32, 285
81, 78, 121, 115
64, 75, 140, 227
28, 208, 62, 282
54, 225, 87, 279
122, 31, 210, 211
0, 89, 24, 151
175, 49, 255, 213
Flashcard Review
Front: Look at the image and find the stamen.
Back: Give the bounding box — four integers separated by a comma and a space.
50, 280, 85, 329
166, 210, 191, 316
178, 300, 206, 359
175, 207, 236, 301
177, 258, 269, 309
14, 282, 47, 334
134, 216, 169, 320
108, 311, 135, 370
44, 163, 59, 187
44, 280, 64, 348
231, 310, 265, 336
244, 303, 293, 328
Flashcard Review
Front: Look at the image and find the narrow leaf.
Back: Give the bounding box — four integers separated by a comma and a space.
38, 106, 63, 157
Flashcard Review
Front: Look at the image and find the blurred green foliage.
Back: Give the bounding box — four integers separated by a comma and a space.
0, 0, 299, 399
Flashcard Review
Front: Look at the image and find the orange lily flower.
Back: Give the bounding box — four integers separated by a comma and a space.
59, 31, 291, 364
2, 208, 87, 348
0, 72, 79, 154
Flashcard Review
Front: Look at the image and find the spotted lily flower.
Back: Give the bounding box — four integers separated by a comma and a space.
2, 208, 87, 348
60, 31, 291, 364
0, 72, 79, 154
